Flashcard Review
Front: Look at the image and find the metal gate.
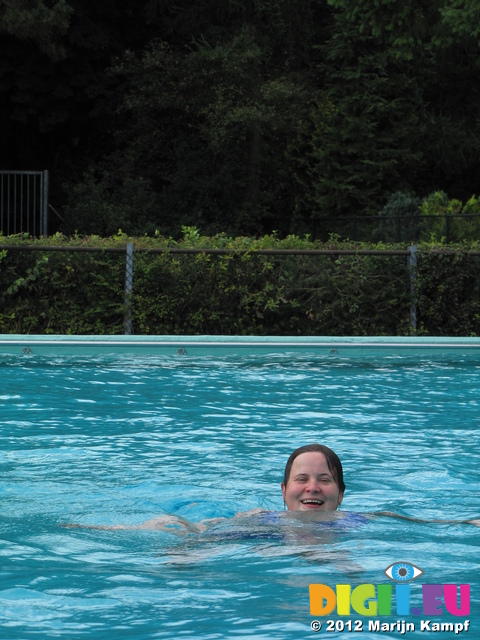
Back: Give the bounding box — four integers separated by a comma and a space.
0, 170, 48, 237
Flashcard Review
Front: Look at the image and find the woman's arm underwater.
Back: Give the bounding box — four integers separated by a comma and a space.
61, 509, 267, 536
371, 511, 480, 527
62, 514, 204, 535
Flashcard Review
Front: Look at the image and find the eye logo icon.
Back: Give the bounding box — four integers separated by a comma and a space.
384, 562, 424, 582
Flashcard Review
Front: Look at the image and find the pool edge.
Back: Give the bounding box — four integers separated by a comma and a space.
1, 334, 480, 357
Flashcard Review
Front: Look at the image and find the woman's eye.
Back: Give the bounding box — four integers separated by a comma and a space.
384, 562, 424, 582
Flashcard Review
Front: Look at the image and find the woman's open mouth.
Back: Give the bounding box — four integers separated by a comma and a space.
300, 499, 324, 507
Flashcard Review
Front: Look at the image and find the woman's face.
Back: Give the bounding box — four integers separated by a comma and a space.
281, 451, 343, 511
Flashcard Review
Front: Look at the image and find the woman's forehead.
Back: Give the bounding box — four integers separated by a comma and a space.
291, 451, 330, 473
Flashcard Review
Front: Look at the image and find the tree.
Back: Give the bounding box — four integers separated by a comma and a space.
64, 23, 322, 235
0, 0, 72, 60
304, 0, 480, 218
0, 1, 158, 174
311, 38, 426, 214
438, 0, 480, 42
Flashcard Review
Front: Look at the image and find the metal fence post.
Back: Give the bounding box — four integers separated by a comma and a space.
42, 170, 49, 237
408, 245, 417, 334
124, 243, 134, 335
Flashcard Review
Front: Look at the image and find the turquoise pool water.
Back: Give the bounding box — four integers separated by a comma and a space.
1, 348, 479, 639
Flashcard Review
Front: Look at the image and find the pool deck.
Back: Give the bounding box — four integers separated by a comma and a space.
1, 334, 480, 357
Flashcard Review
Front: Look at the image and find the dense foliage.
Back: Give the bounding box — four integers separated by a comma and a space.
1, 0, 479, 237
1, 233, 479, 336
371, 191, 480, 244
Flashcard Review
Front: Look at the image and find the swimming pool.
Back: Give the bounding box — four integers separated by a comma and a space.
1, 337, 479, 639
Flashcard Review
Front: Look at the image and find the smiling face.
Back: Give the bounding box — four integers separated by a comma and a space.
281, 451, 343, 511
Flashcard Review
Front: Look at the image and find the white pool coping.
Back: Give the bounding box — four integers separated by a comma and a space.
1, 334, 480, 357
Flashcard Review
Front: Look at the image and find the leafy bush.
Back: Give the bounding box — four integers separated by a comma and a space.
62, 170, 163, 237
1, 231, 479, 336
415, 248, 480, 335
373, 191, 423, 243
419, 192, 480, 243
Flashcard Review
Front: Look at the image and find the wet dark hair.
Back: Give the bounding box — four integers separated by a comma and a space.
283, 444, 346, 494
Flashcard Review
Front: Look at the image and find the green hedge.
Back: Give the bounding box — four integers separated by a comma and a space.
1, 231, 479, 336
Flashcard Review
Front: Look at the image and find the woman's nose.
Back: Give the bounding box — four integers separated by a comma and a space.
306, 479, 321, 492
